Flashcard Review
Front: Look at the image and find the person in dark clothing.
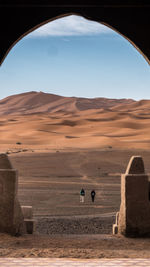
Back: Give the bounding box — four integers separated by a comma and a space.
91, 190, 96, 202
80, 188, 85, 202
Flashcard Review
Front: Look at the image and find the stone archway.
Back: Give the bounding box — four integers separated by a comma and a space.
0, 1, 149, 65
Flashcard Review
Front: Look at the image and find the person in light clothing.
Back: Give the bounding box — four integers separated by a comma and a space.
80, 188, 85, 203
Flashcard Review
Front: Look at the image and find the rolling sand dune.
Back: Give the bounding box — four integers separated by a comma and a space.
0, 91, 150, 151
0, 91, 135, 115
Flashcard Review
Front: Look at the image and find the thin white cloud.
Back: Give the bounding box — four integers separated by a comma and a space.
29, 15, 112, 37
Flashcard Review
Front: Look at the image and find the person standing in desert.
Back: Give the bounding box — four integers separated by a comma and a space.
91, 190, 96, 202
80, 188, 85, 203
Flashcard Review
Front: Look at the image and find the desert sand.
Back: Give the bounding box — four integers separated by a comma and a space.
0, 91, 150, 152
1, 91, 150, 258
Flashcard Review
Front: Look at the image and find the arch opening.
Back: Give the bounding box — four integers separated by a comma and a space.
1, 12, 150, 66
0, 14, 150, 238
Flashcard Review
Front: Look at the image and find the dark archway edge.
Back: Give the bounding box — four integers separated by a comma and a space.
0, 1, 150, 65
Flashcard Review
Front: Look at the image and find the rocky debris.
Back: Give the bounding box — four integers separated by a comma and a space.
35, 215, 115, 235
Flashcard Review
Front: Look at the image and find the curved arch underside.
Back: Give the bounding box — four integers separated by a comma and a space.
0, 1, 150, 65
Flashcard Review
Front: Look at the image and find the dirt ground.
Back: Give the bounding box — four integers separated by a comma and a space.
9, 149, 150, 217
10, 149, 122, 216
1, 233, 150, 258
0, 149, 147, 258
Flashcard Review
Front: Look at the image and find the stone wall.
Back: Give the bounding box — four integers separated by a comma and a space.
0, 154, 26, 235
113, 156, 150, 237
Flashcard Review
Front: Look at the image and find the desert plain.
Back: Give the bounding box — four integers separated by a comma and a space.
1, 91, 150, 258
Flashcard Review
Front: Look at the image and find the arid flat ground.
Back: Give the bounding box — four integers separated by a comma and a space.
0, 149, 149, 258
11, 150, 123, 217
9, 149, 150, 217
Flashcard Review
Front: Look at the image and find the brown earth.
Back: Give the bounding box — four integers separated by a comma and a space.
1, 233, 150, 258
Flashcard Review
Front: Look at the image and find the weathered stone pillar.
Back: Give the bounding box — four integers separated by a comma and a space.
0, 154, 26, 235
21, 206, 35, 234
113, 156, 150, 237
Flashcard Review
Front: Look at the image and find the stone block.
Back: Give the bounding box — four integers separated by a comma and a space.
112, 224, 118, 235
0, 154, 26, 235
115, 212, 119, 225
21, 206, 33, 219
0, 154, 13, 169
24, 219, 35, 234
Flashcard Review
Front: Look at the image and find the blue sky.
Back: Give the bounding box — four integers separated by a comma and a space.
0, 15, 149, 100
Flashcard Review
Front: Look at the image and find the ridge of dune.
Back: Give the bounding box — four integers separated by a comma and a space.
0, 91, 136, 115
112, 99, 150, 112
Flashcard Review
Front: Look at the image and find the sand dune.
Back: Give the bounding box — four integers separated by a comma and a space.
0, 91, 135, 115
0, 91, 150, 151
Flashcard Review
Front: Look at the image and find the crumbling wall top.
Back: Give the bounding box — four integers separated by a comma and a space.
125, 156, 145, 175
0, 154, 13, 169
